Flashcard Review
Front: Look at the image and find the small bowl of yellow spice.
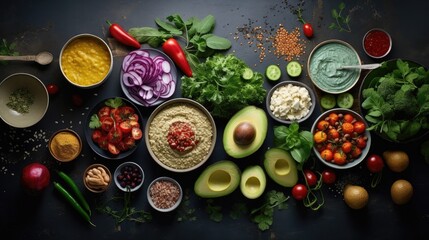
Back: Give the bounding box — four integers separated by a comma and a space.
60, 33, 113, 88
49, 129, 82, 162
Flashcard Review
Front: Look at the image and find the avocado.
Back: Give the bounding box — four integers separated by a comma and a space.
263, 148, 298, 187
223, 106, 268, 158
194, 160, 241, 198
240, 165, 266, 199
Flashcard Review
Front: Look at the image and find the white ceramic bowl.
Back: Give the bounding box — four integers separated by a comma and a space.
145, 98, 216, 172
0, 73, 49, 128
307, 39, 361, 94
114, 161, 144, 192
266, 81, 316, 124
147, 176, 182, 212
60, 33, 113, 88
311, 108, 371, 169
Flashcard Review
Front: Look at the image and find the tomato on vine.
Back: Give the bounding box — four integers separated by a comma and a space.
303, 169, 318, 187
321, 169, 337, 185
291, 184, 308, 201
366, 153, 384, 188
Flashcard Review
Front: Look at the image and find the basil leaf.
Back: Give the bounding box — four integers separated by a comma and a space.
155, 18, 182, 35
206, 35, 232, 50
197, 15, 215, 34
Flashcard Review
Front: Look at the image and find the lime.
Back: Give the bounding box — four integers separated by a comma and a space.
286, 61, 302, 77
266, 65, 281, 81
242, 68, 254, 80
320, 94, 336, 110
337, 92, 354, 109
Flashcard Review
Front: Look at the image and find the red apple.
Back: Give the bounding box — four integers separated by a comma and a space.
21, 162, 50, 193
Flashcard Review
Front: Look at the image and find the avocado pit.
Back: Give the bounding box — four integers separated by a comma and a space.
233, 122, 256, 145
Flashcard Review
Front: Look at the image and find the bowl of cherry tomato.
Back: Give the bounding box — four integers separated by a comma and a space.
311, 108, 371, 169
84, 97, 144, 160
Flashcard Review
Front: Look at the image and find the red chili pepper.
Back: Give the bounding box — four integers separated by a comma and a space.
162, 38, 193, 77
106, 20, 141, 49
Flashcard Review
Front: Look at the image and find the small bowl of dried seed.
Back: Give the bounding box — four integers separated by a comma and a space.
114, 161, 144, 192
83, 164, 112, 193
147, 176, 182, 212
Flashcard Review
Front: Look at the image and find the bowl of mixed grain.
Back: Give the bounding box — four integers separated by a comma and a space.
0, 73, 49, 128
147, 176, 182, 212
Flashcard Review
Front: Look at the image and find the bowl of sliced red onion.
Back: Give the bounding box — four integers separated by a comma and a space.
120, 48, 177, 107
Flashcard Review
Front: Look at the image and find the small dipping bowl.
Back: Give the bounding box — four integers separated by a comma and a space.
362, 28, 392, 59
114, 161, 144, 192
60, 33, 113, 88
48, 129, 82, 162
83, 164, 112, 193
147, 176, 183, 212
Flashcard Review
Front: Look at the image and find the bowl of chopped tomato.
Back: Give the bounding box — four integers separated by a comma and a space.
311, 108, 371, 169
84, 97, 144, 160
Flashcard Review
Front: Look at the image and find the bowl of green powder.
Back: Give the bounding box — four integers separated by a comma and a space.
0, 73, 49, 128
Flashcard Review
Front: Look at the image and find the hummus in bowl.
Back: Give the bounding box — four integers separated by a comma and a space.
145, 98, 216, 172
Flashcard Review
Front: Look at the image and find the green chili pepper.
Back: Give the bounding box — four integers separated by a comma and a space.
57, 171, 91, 216
53, 181, 96, 227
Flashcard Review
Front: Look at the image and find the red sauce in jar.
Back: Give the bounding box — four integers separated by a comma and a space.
167, 121, 198, 152
363, 29, 391, 58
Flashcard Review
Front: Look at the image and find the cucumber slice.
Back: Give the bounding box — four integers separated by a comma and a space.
337, 92, 354, 109
242, 68, 254, 80
320, 94, 336, 110
266, 65, 281, 81
286, 61, 302, 77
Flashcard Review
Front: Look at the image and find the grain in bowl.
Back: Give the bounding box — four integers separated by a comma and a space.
145, 98, 216, 172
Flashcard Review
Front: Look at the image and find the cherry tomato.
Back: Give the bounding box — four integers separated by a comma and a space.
91, 129, 103, 143
131, 127, 143, 140
107, 143, 120, 155
353, 121, 366, 134
119, 121, 132, 134
303, 170, 318, 187
366, 154, 384, 173
317, 120, 329, 131
291, 184, 308, 201
46, 83, 59, 95
341, 141, 353, 154
313, 131, 327, 144
333, 151, 347, 165
356, 136, 367, 149
328, 128, 340, 140
100, 116, 115, 132
98, 106, 111, 118
303, 23, 313, 38
320, 149, 334, 161
107, 128, 123, 144
343, 113, 354, 123
328, 113, 339, 126
321, 169, 337, 185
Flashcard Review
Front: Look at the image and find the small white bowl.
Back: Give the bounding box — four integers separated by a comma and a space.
0, 73, 49, 128
60, 33, 113, 88
147, 176, 182, 212
266, 81, 316, 124
114, 161, 144, 192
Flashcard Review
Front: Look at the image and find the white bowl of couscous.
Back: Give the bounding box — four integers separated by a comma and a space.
266, 81, 316, 124
60, 33, 113, 88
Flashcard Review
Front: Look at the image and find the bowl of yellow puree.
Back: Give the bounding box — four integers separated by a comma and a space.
60, 33, 113, 88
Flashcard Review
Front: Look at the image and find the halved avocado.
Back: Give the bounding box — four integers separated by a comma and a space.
223, 106, 268, 158
263, 148, 298, 187
194, 160, 241, 198
240, 165, 266, 199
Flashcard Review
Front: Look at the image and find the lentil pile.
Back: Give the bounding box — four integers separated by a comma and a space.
272, 25, 306, 62
149, 179, 181, 209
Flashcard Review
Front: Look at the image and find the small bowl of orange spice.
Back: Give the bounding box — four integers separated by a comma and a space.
49, 129, 82, 162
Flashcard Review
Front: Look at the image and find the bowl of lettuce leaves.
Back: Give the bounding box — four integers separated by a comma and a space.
359, 59, 429, 143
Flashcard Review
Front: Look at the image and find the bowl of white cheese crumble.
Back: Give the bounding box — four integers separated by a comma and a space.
266, 81, 315, 124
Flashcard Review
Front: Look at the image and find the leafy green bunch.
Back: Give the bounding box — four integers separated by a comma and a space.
273, 122, 314, 167
181, 54, 266, 118
128, 14, 231, 68
0, 38, 18, 64
361, 59, 429, 141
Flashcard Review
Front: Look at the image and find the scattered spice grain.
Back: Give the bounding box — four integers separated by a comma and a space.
6, 87, 34, 114
272, 25, 306, 62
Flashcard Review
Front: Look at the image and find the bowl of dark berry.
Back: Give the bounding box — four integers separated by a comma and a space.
114, 161, 144, 192
147, 176, 182, 212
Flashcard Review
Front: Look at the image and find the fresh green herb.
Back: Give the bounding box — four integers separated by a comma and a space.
128, 14, 231, 69
420, 140, 429, 164
229, 202, 248, 220
89, 114, 101, 129
250, 190, 289, 231
105, 97, 123, 108
6, 87, 34, 114
205, 199, 223, 222
97, 191, 152, 229
0, 38, 19, 64
361, 59, 429, 142
181, 54, 266, 118
329, 2, 351, 32
273, 122, 314, 167
176, 189, 197, 222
